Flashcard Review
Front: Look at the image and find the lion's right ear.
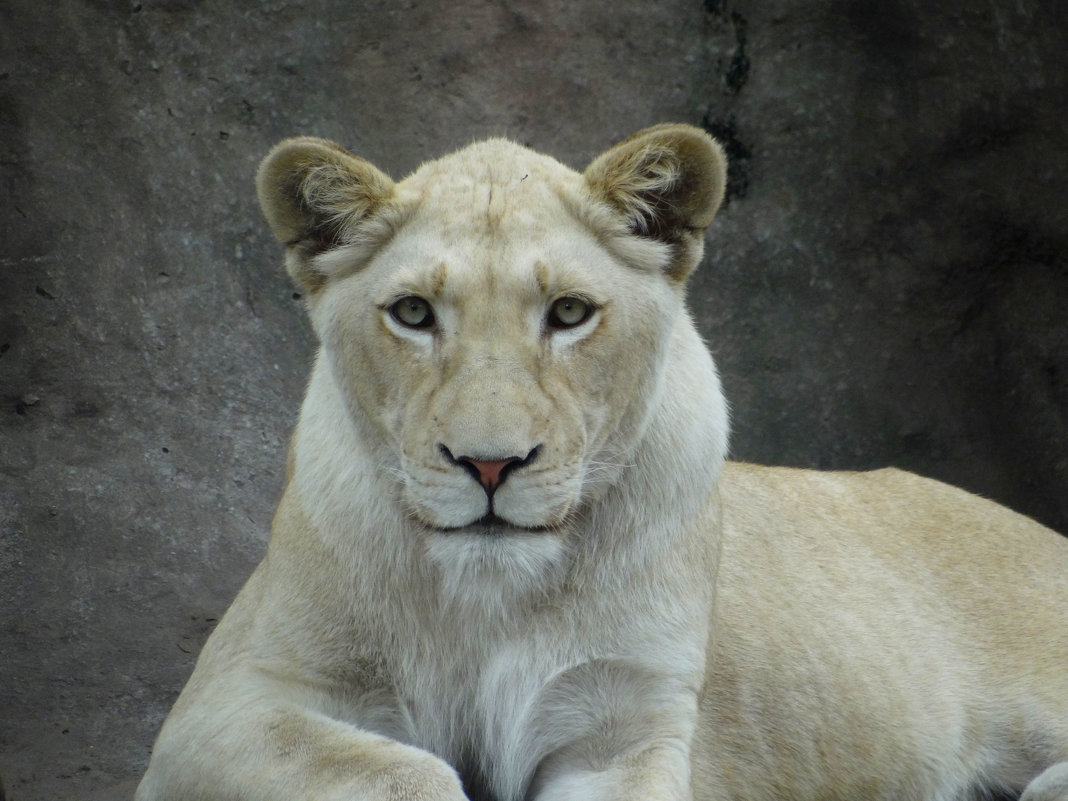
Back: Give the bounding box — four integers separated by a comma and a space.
255, 137, 395, 292
584, 124, 727, 282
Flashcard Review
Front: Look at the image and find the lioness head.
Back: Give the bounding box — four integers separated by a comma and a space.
257, 125, 727, 575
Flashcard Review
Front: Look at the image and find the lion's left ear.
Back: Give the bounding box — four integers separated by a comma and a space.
584, 124, 727, 281
256, 137, 395, 292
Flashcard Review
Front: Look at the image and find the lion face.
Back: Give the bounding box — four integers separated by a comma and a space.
256, 126, 727, 555
321, 180, 683, 536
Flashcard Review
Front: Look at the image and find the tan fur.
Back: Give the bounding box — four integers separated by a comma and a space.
137, 126, 1068, 801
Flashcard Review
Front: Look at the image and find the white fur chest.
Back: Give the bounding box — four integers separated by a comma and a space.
379, 589, 705, 801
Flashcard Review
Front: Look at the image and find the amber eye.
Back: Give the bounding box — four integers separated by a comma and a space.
389, 296, 435, 329
547, 296, 593, 329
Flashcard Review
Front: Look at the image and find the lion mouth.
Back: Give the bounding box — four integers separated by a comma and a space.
438, 512, 556, 536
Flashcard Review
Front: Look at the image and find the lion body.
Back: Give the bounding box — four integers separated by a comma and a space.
137, 127, 1068, 801
706, 464, 1068, 800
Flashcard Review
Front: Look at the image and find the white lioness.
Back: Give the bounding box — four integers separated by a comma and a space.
137, 125, 1068, 801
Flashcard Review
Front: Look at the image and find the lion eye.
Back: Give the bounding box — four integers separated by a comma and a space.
547, 296, 593, 329
389, 296, 435, 329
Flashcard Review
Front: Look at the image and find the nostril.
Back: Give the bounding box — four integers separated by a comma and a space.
438, 444, 542, 497
462, 457, 519, 494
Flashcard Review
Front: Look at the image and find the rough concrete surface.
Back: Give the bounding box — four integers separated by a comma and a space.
1, 1, 1066, 799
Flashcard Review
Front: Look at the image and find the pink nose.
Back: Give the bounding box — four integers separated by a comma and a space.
459, 457, 520, 493
439, 445, 541, 498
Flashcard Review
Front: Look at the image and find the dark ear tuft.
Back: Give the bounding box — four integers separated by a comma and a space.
256, 138, 394, 291
584, 124, 727, 280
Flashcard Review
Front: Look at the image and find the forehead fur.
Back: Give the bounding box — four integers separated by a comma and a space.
401, 139, 578, 223
392, 139, 670, 272
408, 138, 575, 188
310, 138, 674, 282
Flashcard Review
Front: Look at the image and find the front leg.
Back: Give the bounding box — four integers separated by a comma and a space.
136, 672, 468, 801
533, 742, 692, 801
1022, 762, 1068, 801
523, 661, 698, 801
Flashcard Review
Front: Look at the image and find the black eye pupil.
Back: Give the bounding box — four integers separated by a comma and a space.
550, 296, 590, 328
391, 296, 434, 328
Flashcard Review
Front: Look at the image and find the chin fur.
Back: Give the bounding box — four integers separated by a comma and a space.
425, 529, 569, 614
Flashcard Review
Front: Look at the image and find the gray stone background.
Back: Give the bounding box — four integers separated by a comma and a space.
1, 1, 1066, 799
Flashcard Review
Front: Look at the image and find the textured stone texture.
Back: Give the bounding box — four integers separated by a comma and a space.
1, 1, 1065, 798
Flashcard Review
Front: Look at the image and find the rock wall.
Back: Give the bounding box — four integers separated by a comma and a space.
1, 1, 1066, 798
